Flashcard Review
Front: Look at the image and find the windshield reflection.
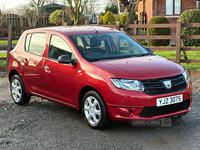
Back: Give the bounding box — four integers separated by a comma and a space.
70, 33, 149, 62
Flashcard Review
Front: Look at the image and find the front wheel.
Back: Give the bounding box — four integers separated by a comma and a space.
82, 91, 111, 129
10, 75, 31, 105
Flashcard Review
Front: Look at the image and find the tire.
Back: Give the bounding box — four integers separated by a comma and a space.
10, 75, 31, 105
82, 91, 111, 129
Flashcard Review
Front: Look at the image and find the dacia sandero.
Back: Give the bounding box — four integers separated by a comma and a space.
8, 26, 192, 129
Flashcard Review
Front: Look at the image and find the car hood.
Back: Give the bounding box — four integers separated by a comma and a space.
92, 56, 184, 80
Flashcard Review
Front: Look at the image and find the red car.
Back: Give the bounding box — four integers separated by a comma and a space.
8, 26, 192, 129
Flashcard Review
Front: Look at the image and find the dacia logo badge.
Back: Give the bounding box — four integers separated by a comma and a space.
162, 80, 172, 89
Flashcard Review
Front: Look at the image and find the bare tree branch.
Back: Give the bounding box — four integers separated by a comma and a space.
119, 0, 140, 34
66, 0, 89, 25
119, 0, 140, 24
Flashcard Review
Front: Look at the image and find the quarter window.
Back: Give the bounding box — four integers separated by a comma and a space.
25, 34, 31, 51
166, 0, 181, 15
25, 33, 46, 56
48, 35, 72, 60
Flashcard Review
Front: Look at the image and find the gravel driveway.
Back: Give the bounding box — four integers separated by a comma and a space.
0, 71, 199, 150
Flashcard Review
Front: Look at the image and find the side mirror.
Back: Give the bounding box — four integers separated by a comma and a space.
58, 55, 77, 65
146, 48, 153, 54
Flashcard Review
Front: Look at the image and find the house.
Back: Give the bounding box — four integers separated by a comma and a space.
138, 0, 199, 25
40, 3, 66, 14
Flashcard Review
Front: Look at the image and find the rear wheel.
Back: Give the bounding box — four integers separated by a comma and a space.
82, 91, 111, 129
10, 75, 31, 105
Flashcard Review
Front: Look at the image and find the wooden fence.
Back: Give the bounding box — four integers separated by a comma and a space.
0, 25, 44, 71
0, 14, 50, 37
0, 20, 200, 76
96, 21, 200, 76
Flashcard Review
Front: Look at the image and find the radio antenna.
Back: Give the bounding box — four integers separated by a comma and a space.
90, 26, 98, 34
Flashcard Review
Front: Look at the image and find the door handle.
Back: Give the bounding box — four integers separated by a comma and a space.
44, 66, 50, 73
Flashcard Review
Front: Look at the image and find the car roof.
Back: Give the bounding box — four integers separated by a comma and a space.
28, 26, 121, 36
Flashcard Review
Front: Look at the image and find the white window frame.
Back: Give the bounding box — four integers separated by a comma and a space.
197, 0, 200, 9
166, 0, 181, 16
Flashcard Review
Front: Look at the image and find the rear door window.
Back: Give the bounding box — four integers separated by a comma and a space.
25, 33, 46, 56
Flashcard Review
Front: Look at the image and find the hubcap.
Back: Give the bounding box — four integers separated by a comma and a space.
11, 79, 22, 102
84, 96, 101, 125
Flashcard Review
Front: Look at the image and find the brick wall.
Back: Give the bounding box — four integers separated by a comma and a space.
138, 1, 143, 22
138, 0, 197, 34
138, 0, 197, 23
146, 0, 153, 23
157, 0, 196, 34
138, 0, 153, 24
182, 0, 196, 12
156, 0, 165, 16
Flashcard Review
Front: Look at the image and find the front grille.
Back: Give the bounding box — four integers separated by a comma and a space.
141, 74, 186, 95
139, 99, 190, 117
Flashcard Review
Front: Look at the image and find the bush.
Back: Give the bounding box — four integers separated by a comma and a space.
99, 16, 103, 22
105, 3, 118, 14
98, 16, 103, 24
103, 11, 115, 25
49, 10, 71, 25
179, 9, 200, 46
135, 30, 147, 46
108, 21, 115, 25
120, 14, 138, 25
120, 14, 126, 25
134, 14, 138, 21
116, 16, 120, 22
147, 16, 171, 46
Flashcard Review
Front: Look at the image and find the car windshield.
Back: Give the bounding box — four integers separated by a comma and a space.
70, 32, 150, 62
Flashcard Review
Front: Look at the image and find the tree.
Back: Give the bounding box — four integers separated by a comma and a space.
118, 0, 139, 34
84, 0, 95, 14
14, 0, 45, 27
105, 0, 118, 14
45, 0, 67, 5
32, 0, 45, 17
49, 10, 71, 25
119, 0, 139, 24
66, 0, 89, 25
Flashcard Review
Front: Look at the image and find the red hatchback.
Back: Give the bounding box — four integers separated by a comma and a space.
8, 26, 192, 129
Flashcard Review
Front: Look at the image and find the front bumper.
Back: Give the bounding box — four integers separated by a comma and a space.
102, 82, 192, 122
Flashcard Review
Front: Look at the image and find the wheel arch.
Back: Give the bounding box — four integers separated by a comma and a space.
78, 86, 105, 112
8, 69, 20, 81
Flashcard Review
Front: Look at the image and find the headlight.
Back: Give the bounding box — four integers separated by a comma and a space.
110, 79, 144, 92
183, 70, 190, 84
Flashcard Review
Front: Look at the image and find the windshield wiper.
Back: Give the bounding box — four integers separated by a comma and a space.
97, 53, 151, 61
97, 58, 112, 61
114, 55, 135, 59
137, 53, 152, 57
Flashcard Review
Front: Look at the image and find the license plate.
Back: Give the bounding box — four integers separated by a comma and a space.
157, 94, 183, 107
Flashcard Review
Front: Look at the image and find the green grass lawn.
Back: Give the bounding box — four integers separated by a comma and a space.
0, 40, 18, 46
0, 53, 7, 67
0, 40, 18, 67
153, 51, 200, 70
0, 45, 200, 70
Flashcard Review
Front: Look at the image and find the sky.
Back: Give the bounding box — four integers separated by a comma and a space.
0, 0, 109, 13
0, 0, 29, 10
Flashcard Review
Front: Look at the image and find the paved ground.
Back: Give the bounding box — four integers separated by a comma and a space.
0, 72, 199, 150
